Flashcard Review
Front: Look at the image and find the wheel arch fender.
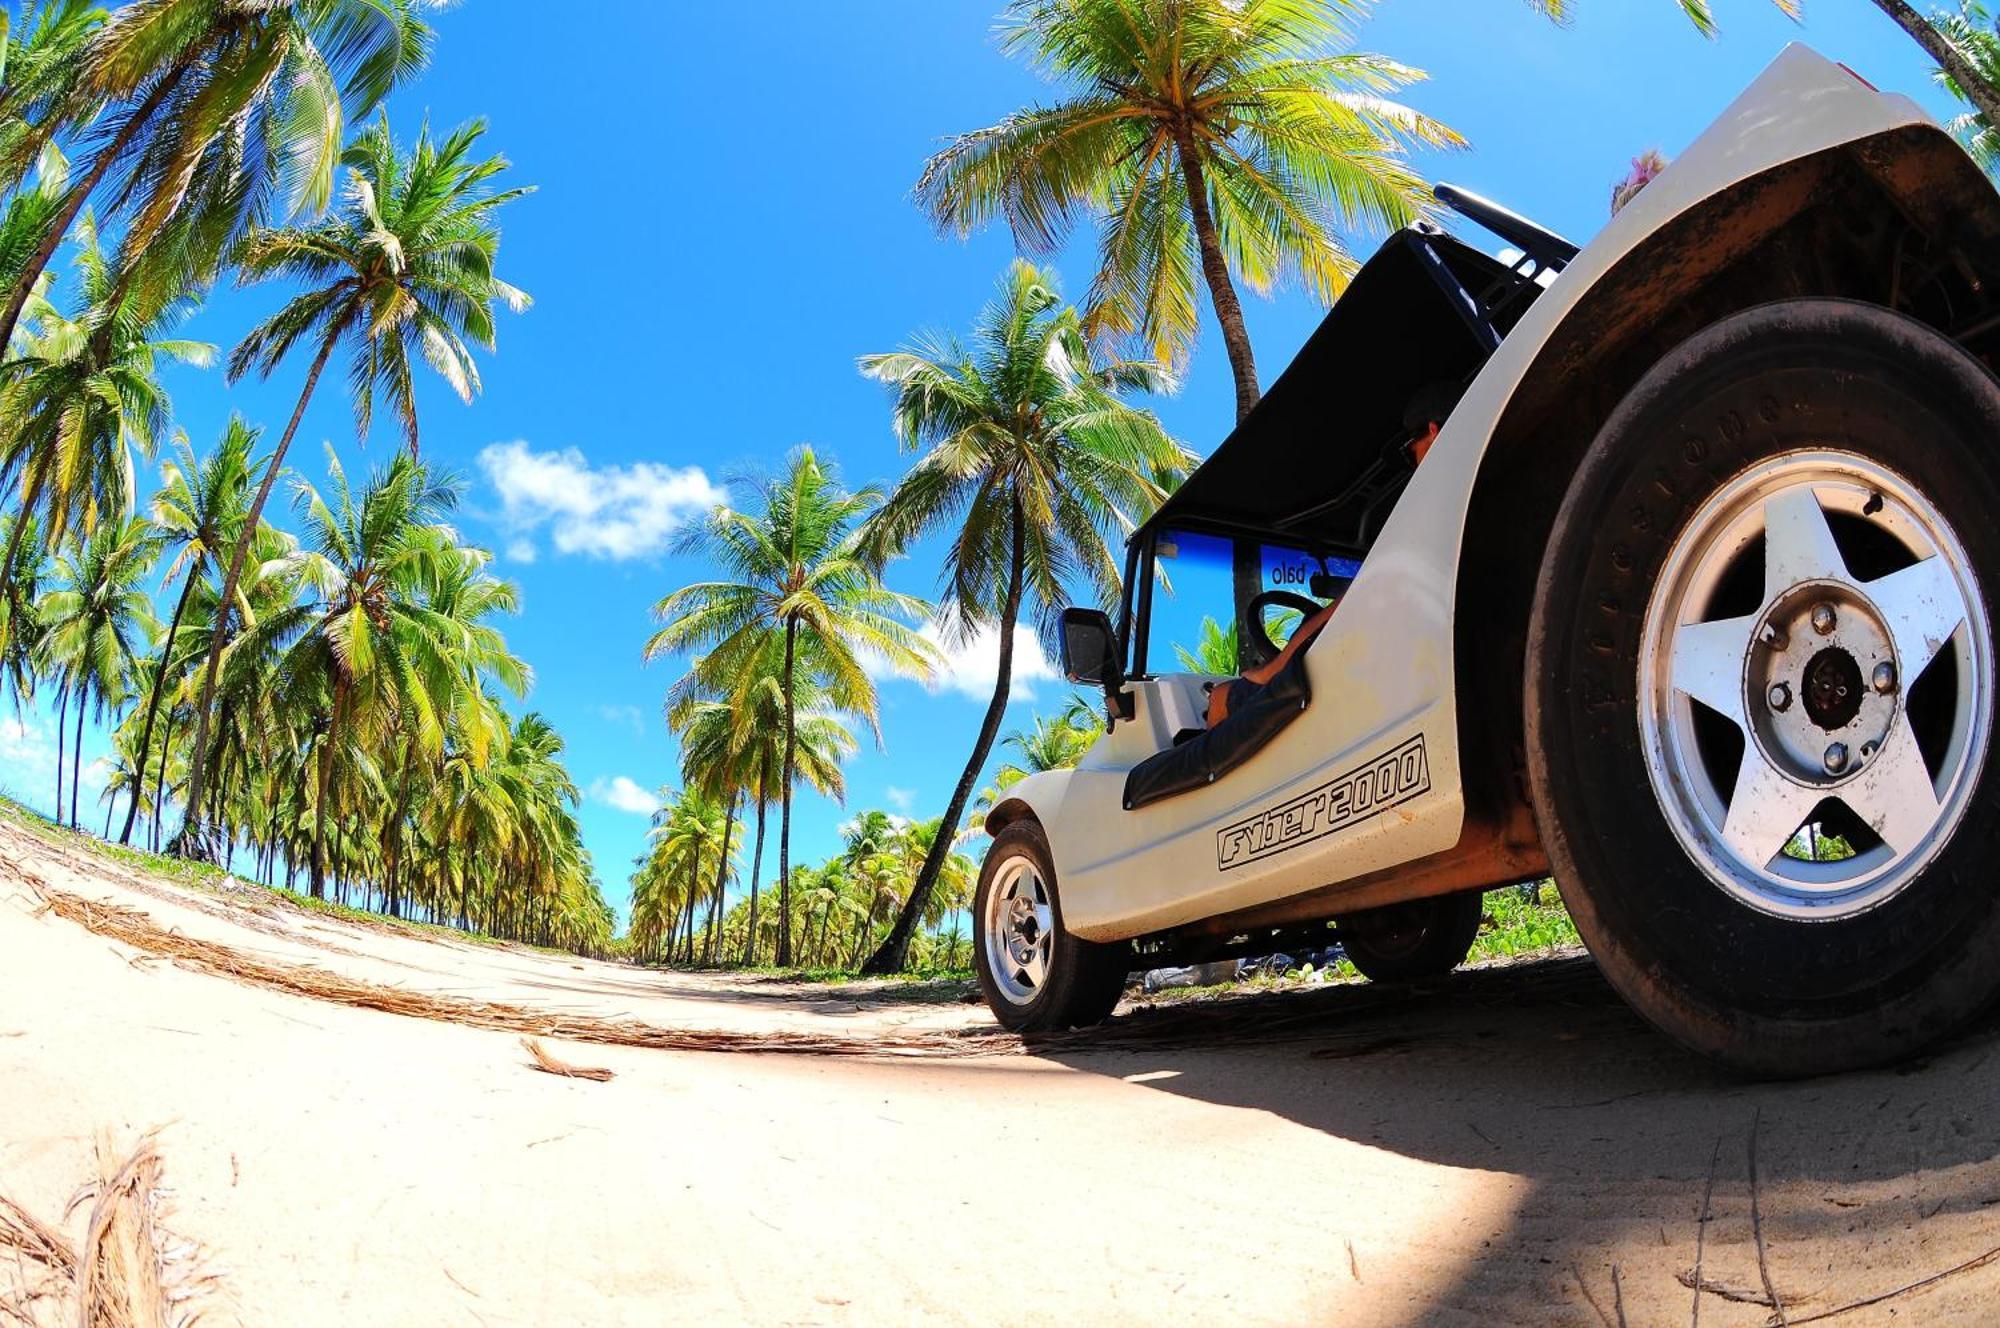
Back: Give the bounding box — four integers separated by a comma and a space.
981, 767, 1074, 841
1445, 112, 2000, 829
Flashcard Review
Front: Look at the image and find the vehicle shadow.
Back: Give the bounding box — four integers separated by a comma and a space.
1038, 955, 2000, 1323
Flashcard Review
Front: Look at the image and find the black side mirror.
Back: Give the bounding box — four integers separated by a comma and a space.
1059, 607, 1122, 687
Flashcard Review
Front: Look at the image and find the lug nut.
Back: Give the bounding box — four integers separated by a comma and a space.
1824, 742, 1850, 775
1768, 683, 1792, 712
1873, 660, 1897, 694
1810, 602, 1838, 635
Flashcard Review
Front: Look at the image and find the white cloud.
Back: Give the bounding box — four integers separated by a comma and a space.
868, 621, 1059, 702
477, 440, 725, 561
0, 716, 55, 803
0, 714, 49, 760
885, 785, 916, 812
596, 704, 647, 737
0, 716, 107, 816
589, 775, 661, 817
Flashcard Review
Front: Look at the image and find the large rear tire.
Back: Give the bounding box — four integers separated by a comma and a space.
1528, 299, 2000, 1075
973, 821, 1128, 1033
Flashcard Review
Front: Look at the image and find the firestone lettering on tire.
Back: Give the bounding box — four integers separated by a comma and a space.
1217, 736, 1430, 871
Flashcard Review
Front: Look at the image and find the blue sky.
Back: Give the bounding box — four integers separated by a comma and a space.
1, 0, 1970, 924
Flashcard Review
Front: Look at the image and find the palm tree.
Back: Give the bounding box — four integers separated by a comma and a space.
177, 113, 531, 854
0, 0, 437, 357
237, 450, 467, 897
634, 787, 735, 964
1936, 2, 2000, 168
117, 418, 259, 843
644, 447, 934, 966
917, 0, 1459, 425
901, 815, 978, 967
670, 640, 855, 967
840, 809, 909, 967
35, 515, 157, 828
857, 261, 1190, 973
0, 215, 212, 588
0, 512, 49, 713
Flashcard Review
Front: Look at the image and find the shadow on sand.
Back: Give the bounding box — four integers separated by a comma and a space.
1039, 955, 2000, 1323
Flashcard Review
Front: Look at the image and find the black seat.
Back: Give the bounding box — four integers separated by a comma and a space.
1123, 649, 1313, 811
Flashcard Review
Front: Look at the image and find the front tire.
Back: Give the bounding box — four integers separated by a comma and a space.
1528, 299, 2000, 1075
974, 821, 1128, 1032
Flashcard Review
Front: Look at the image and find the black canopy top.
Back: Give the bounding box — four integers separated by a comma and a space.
1141, 225, 1541, 557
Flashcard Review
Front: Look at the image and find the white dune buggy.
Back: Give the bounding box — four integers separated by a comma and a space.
974, 47, 2000, 1075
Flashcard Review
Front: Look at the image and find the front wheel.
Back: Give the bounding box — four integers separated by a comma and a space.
1529, 299, 2000, 1075
974, 821, 1128, 1032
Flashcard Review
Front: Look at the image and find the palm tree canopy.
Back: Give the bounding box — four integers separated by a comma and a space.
672, 659, 855, 809
1525, 0, 1799, 39
74, 0, 437, 253
0, 213, 213, 548
916, 0, 1462, 367
229, 111, 532, 445
860, 260, 1192, 640
151, 416, 261, 589
644, 446, 935, 743
1937, 2, 2000, 169
36, 514, 160, 717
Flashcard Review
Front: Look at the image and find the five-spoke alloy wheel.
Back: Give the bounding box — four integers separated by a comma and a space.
973, 821, 1128, 1033
1640, 451, 1990, 919
1530, 300, 2000, 1075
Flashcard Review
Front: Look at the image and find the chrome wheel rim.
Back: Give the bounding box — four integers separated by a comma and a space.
982, 856, 1054, 1005
1638, 450, 1991, 920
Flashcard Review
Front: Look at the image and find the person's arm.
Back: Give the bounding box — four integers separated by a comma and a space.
1241, 599, 1339, 686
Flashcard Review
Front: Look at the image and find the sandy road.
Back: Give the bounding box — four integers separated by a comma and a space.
4, 815, 2000, 1326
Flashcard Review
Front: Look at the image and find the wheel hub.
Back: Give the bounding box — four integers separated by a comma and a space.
1637, 451, 1990, 920
1745, 583, 1897, 786
982, 859, 1054, 1005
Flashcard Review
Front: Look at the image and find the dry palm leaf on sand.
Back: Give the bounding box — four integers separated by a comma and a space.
0, 1130, 223, 1328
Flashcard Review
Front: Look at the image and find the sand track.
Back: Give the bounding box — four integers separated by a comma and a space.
6, 814, 2000, 1325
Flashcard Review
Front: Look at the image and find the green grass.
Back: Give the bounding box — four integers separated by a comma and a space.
1467, 881, 1581, 962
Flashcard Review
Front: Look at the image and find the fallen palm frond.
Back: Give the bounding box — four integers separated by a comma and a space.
520, 1037, 614, 1082
0, 1131, 222, 1328
11, 847, 1640, 1061
12, 864, 1008, 1059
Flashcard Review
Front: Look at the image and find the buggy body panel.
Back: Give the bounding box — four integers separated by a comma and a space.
998, 46, 1952, 943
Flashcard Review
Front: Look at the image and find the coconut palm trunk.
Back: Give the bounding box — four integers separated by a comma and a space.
53, 685, 67, 823
742, 783, 769, 967
1172, 129, 1260, 425
1873, 0, 2000, 127
865, 499, 1025, 974
310, 719, 334, 899
177, 323, 346, 855
706, 796, 736, 964
0, 60, 194, 359
118, 569, 198, 843
69, 681, 86, 830
776, 613, 800, 966
152, 711, 176, 851
1169, 129, 1271, 622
